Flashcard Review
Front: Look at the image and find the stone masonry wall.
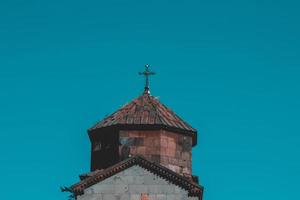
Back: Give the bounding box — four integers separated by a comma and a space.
77, 165, 198, 200
119, 130, 192, 177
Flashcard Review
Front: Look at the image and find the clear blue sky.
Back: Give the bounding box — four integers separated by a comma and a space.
0, 1, 299, 200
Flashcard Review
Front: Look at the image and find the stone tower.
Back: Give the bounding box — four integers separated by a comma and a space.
64, 65, 203, 200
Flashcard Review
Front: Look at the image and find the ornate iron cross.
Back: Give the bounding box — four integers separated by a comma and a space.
139, 64, 155, 93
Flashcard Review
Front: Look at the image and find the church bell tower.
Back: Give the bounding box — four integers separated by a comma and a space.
88, 65, 197, 177
64, 65, 203, 200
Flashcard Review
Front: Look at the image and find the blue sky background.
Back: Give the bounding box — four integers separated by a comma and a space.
0, 0, 299, 199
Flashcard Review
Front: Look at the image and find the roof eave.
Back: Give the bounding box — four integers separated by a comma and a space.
70, 156, 203, 198
87, 124, 198, 146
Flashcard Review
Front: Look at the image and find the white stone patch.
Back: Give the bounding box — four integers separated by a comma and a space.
77, 165, 198, 200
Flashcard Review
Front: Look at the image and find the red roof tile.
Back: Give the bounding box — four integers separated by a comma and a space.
89, 92, 197, 136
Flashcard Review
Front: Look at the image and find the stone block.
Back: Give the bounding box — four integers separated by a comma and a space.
133, 137, 144, 146
145, 147, 156, 155
166, 148, 175, 157
151, 155, 160, 163
156, 194, 167, 200
143, 175, 157, 184
102, 194, 118, 200
147, 184, 174, 194
134, 175, 145, 184
148, 194, 156, 200
77, 194, 101, 200
160, 155, 168, 163
130, 146, 137, 155
129, 184, 148, 193
84, 187, 95, 194
130, 194, 140, 200
121, 175, 135, 184
182, 167, 190, 175
160, 147, 167, 155
115, 185, 129, 194
161, 138, 168, 147
119, 131, 129, 137
167, 142, 176, 150
154, 139, 160, 146
167, 137, 175, 144
175, 150, 181, 157
92, 184, 115, 194
113, 175, 126, 184
147, 185, 162, 194
144, 138, 153, 146
137, 146, 146, 155
182, 152, 190, 161
166, 194, 182, 200
120, 194, 130, 200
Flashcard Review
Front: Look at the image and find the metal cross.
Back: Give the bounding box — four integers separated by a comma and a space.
139, 64, 155, 93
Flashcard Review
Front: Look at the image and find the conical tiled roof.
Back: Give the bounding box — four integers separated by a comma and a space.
89, 92, 197, 136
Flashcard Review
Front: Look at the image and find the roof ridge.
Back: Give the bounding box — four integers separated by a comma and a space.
70, 156, 203, 198
146, 95, 163, 124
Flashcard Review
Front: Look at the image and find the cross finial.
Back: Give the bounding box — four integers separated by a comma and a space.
139, 64, 155, 94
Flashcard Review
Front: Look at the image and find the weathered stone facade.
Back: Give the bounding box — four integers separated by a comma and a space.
77, 165, 198, 200
119, 130, 192, 177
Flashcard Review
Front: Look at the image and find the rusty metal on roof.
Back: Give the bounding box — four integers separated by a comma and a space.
88, 92, 197, 135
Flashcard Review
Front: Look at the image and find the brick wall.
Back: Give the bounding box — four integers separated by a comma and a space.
119, 130, 192, 177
